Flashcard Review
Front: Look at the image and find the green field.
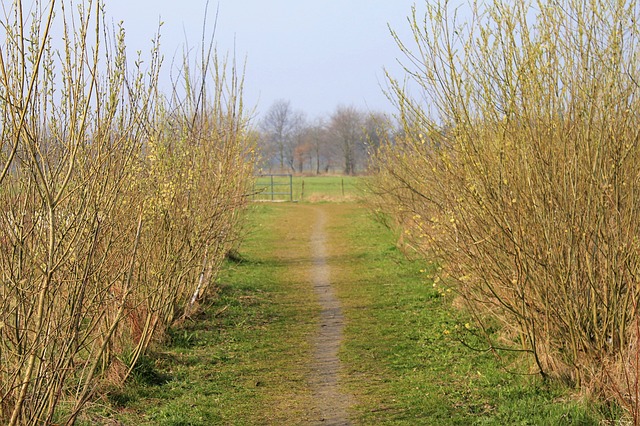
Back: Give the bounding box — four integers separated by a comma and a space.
253, 175, 363, 202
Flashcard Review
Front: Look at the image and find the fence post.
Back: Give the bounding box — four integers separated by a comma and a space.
270, 175, 274, 201
289, 174, 293, 201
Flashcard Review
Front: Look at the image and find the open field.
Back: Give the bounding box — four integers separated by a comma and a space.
94, 179, 619, 425
253, 175, 363, 202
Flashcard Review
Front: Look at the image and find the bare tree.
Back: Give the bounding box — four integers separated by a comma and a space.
300, 119, 333, 174
329, 106, 365, 175
259, 100, 305, 172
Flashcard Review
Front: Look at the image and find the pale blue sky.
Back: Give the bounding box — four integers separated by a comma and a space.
105, 1, 418, 120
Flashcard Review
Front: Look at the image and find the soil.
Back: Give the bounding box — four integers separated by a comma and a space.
308, 206, 353, 425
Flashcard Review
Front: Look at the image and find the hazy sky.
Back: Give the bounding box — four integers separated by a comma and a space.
105, 1, 419, 120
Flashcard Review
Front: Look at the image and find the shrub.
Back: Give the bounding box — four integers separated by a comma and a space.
0, 1, 255, 424
371, 0, 640, 413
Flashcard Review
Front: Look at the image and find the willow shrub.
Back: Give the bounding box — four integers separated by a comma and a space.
0, 1, 255, 424
114, 50, 257, 380
372, 0, 640, 412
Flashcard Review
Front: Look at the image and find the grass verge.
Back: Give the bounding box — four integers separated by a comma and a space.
326, 203, 617, 425
94, 204, 319, 425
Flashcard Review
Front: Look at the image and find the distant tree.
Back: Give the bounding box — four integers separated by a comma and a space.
259, 100, 305, 172
362, 112, 393, 170
363, 112, 390, 152
294, 140, 313, 172
302, 119, 333, 174
329, 106, 365, 175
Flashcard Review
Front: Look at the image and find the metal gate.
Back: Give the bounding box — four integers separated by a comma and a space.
253, 174, 294, 202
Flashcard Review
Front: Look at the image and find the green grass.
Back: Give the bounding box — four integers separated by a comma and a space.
329, 205, 614, 425
92, 204, 318, 425
253, 175, 362, 202
87, 192, 620, 425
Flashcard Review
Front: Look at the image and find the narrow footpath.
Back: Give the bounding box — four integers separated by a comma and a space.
308, 207, 352, 425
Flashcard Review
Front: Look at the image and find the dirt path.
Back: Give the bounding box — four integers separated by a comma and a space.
308, 207, 352, 425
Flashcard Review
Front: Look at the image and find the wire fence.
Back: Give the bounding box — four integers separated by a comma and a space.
253, 175, 361, 202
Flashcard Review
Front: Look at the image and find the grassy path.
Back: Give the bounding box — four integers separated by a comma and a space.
106, 198, 612, 425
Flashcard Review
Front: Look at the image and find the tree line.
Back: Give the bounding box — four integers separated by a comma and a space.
256, 100, 391, 175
